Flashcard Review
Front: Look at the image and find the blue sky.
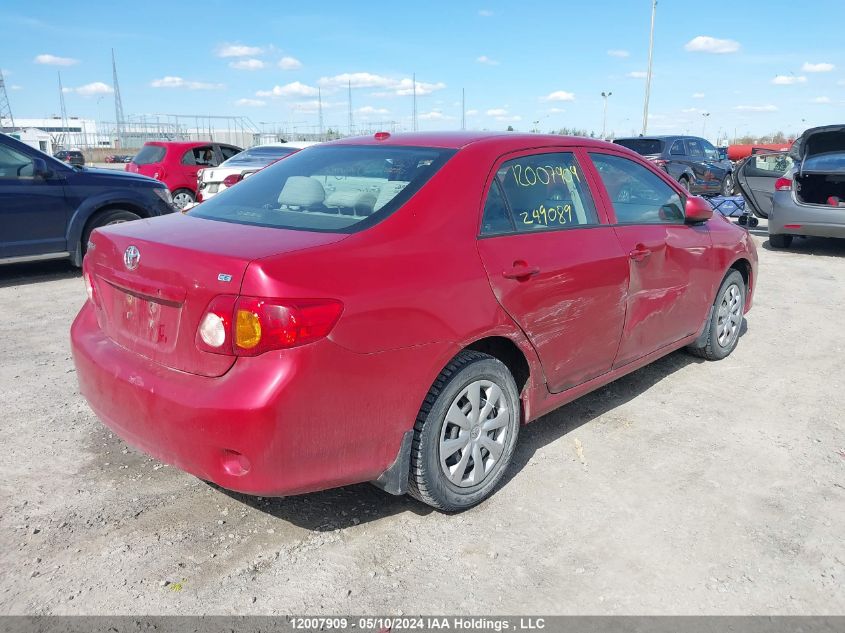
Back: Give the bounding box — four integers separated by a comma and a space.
2, 1, 844, 139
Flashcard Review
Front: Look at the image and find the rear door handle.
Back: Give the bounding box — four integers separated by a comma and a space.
629, 247, 652, 262
502, 264, 541, 280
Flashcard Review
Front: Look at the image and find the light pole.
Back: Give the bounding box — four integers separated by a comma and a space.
601, 91, 612, 139
701, 112, 710, 138
642, 0, 657, 134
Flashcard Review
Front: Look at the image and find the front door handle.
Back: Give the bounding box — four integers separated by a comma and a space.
502, 263, 541, 280
629, 247, 652, 262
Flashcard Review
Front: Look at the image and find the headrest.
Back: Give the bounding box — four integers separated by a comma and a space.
278, 176, 325, 207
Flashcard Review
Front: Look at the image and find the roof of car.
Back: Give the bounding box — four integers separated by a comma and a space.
327, 131, 621, 150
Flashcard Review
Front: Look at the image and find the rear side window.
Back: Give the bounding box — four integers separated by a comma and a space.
590, 153, 684, 224
687, 140, 705, 158
613, 138, 665, 156
480, 182, 514, 235
670, 140, 685, 155
495, 153, 598, 232
133, 145, 166, 165
746, 153, 793, 176
190, 145, 454, 233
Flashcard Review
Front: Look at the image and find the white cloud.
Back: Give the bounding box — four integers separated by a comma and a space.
692, 92, 705, 99
486, 108, 509, 116
34, 54, 78, 66
478, 9, 493, 16
734, 104, 778, 112
812, 96, 831, 103
684, 35, 740, 54
626, 71, 647, 79
151, 76, 224, 90
357, 106, 390, 115
607, 49, 630, 58
278, 56, 302, 70
547, 107, 566, 114
419, 110, 452, 121
10, 85, 22, 91
802, 62, 835, 73
63, 81, 113, 96
466, 109, 478, 116
216, 43, 262, 58
291, 99, 341, 113
476, 55, 499, 65
229, 59, 265, 71
236, 98, 266, 106
319, 72, 446, 96
256, 81, 319, 97
496, 115, 521, 123
772, 75, 807, 85
681, 107, 705, 113
541, 90, 575, 102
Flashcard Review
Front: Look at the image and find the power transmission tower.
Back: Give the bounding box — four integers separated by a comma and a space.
57, 71, 69, 148
0, 68, 15, 130
347, 80, 353, 136
412, 72, 417, 132
112, 49, 125, 148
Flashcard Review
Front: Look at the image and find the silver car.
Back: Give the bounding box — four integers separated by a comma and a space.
737, 125, 845, 248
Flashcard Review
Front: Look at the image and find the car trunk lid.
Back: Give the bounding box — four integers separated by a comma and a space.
85, 213, 347, 377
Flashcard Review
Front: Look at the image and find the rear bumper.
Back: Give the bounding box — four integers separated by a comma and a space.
770, 193, 845, 238
71, 302, 450, 496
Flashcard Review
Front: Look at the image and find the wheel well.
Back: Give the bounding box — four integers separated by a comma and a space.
465, 336, 530, 393
730, 258, 751, 290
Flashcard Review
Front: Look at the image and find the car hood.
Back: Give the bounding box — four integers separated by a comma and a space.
789, 125, 845, 161
74, 166, 160, 185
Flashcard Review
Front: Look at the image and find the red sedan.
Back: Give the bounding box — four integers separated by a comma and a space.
72, 132, 757, 511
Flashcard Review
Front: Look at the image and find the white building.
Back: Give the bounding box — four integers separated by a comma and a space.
12, 117, 108, 149
8, 128, 54, 154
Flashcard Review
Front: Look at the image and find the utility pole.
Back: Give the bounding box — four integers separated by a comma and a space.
0, 68, 15, 131
601, 91, 612, 139
317, 87, 324, 140
112, 49, 125, 149
461, 88, 466, 131
701, 112, 710, 138
58, 71, 69, 148
412, 72, 418, 132
642, 0, 657, 134
347, 80, 353, 136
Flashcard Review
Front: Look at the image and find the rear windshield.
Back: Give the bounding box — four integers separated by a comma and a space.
190, 145, 454, 233
220, 146, 297, 167
614, 138, 665, 155
802, 152, 845, 173
133, 144, 167, 165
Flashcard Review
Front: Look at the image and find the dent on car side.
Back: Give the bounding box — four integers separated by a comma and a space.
71, 133, 757, 505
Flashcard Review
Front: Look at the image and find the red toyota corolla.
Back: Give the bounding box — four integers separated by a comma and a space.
72, 132, 757, 511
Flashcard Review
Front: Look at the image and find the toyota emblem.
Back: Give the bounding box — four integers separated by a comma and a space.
123, 245, 140, 270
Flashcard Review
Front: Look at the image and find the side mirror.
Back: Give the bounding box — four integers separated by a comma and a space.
32, 157, 53, 180
685, 196, 713, 223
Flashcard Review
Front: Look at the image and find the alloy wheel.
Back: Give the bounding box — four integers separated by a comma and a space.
716, 283, 743, 347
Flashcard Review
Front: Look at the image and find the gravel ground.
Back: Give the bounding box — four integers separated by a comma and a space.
0, 224, 843, 615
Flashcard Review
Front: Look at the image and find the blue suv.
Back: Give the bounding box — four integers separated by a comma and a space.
1, 133, 175, 266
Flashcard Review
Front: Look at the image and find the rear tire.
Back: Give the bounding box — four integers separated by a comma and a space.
408, 351, 520, 512
721, 173, 734, 196
82, 209, 142, 255
769, 234, 793, 248
171, 189, 195, 210
687, 270, 745, 361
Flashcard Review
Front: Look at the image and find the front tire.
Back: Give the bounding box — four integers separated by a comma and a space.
679, 176, 691, 193
687, 270, 745, 361
721, 173, 734, 196
409, 351, 520, 511
769, 234, 793, 248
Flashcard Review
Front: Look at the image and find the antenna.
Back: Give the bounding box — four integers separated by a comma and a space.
318, 87, 324, 139
112, 49, 125, 149
58, 71, 69, 147
0, 68, 14, 130
412, 72, 417, 132
347, 80, 353, 135
461, 87, 466, 131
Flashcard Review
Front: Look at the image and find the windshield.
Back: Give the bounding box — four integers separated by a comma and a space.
190, 145, 454, 233
133, 144, 167, 165
220, 146, 297, 167
613, 138, 665, 155
803, 152, 845, 173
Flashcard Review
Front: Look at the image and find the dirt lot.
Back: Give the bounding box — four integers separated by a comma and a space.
1, 224, 843, 615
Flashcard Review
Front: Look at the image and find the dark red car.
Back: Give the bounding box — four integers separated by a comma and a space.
72, 132, 757, 511
126, 141, 242, 209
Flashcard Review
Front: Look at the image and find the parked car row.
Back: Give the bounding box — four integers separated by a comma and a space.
105, 154, 134, 164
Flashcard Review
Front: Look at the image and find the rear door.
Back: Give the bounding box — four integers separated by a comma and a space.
586, 150, 713, 368
735, 152, 793, 218
180, 145, 214, 190
0, 142, 72, 258
476, 148, 629, 393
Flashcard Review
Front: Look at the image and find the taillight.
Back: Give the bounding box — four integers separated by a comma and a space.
652, 159, 668, 168
196, 296, 343, 356
222, 174, 243, 188
153, 167, 166, 180
83, 271, 97, 304
775, 177, 792, 191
